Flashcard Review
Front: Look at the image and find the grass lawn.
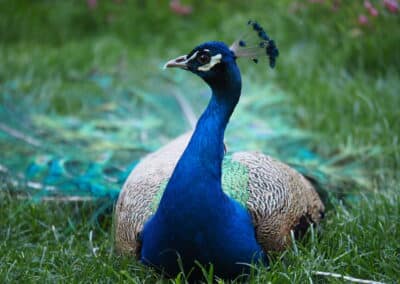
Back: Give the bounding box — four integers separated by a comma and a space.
1, 1, 399, 283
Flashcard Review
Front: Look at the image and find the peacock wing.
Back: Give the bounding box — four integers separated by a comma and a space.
114, 132, 191, 256
229, 152, 324, 252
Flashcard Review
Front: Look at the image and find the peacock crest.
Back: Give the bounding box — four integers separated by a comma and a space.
230, 20, 279, 68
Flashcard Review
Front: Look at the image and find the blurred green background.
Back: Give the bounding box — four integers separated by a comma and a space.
1, 0, 399, 163
0, 0, 399, 283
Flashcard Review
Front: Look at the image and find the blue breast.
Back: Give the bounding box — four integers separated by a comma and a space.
140, 182, 267, 279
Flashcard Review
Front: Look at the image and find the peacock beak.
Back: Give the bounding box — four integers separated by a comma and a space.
163, 55, 189, 70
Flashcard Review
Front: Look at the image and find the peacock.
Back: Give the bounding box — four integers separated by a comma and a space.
0, 19, 369, 280
115, 21, 325, 279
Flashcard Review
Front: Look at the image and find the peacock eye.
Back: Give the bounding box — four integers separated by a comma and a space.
197, 52, 211, 65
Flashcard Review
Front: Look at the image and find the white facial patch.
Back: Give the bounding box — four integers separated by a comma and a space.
186, 51, 199, 62
198, 54, 222, 71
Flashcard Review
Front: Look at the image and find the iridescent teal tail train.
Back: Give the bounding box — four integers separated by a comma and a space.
0, 72, 372, 206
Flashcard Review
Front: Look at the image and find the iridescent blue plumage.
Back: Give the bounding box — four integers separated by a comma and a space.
140, 41, 266, 279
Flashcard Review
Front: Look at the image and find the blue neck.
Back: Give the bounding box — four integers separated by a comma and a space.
182, 90, 239, 177
159, 73, 241, 207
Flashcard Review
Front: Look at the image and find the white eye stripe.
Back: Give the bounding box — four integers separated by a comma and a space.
197, 54, 222, 71
185, 51, 199, 63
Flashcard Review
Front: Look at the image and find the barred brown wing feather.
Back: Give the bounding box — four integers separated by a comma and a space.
232, 151, 324, 251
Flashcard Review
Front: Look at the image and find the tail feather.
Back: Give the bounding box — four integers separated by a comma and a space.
1, 72, 374, 205
287, 148, 377, 207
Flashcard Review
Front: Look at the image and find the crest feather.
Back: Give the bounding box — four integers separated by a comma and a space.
230, 20, 279, 68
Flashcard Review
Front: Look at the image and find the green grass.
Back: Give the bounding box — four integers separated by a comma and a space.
1, 187, 398, 283
1, 0, 399, 283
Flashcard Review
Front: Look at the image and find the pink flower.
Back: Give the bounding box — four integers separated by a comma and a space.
87, 0, 97, 10
358, 14, 369, 25
364, 0, 373, 9
170, 0, 193, 16
368, 6, 379, 17
364, 0, 378, 17
383, 0, 399, 13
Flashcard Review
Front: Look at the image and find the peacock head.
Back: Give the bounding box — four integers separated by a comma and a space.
164, 41, 240, 90
164, 20, 279, 91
